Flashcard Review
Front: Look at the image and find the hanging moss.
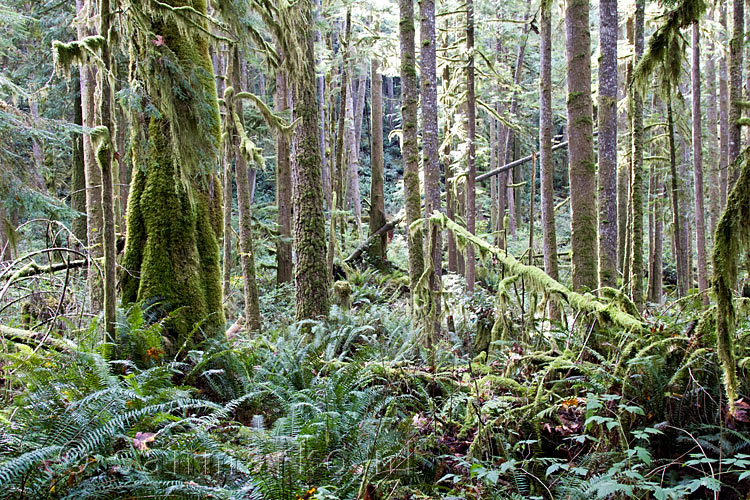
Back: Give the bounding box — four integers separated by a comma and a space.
51, 36, 106, 78
711, 148, 750, 416
120, 0, 225, 349
416, 213, 648, 335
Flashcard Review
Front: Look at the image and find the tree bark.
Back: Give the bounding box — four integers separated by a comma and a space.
598, 0, 618, 290
720, 0, 731, 208
97, 0, 117, 342
345, 75, 362, 230
666, 94, 688, 297
729, 0, 744, 173
71, 70, 87, 246
230, 48, 262, 332
368, 60, 387, 265
276, 66, 293, 284
706, 17, 721, 239
540, 0, 559, 319
691, 22, 709, 303
465, 0, 476, 292
420, 0, 442, 344
291, 0, 330, 321
629, 0, 645, 308
121, 0, 226, 345
399, 0, 424, 306
76, 0, 103, 311
565, 0, 598, 291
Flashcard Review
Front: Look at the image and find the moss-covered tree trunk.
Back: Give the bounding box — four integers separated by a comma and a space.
706, 16, 721, 239
598, 0, 618, 290
75, 0, 103, 311
291, 0, 330, 321
275, 65, 293, 284
729, 0, 744, 173
399, 0, 425, 308
420, 0, 442, 345
629, 0, 645, 308
121, 0, 225, 346
228, 50, 262, 333
666, 94, 688, 297
565, 0, 598, 291
71, 70, 87, 246
465, 0, 476, 292
691, 22, 709, 303
540, 0, 559, 320
97, 0, 117, 342
368, 59, 387, 265
720, 0, 730, 208
345, 75, 362, 231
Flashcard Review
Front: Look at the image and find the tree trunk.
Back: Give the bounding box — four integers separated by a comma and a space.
213, 49, 233, 301
540, 0, 559, 319
76, 0, 103, 311
353, 71, 367, 161
666, 95, 688, 297
291, 0, 330, 321
720, 0, 731, 207
230, 48, 262, 332
399, 0, 424, 305
598, 0, 618, 290
121, 0, 225, 345
276, 66, 293, 284
385, 76, 394, 129
729, 0, 743, 173
97, 0, 117, 342
368, 60, 387, 265
71, 70, 87, 246
706, 18, 721, 239
465, 0, 476, 292
629, 0, 645, 308
345, 75, 362, 230
420, 0, 442, 344
566, 0, 598, 291
691, 22, 709, 302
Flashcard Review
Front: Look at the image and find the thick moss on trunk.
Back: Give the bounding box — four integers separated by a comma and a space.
121, 0, 224, 348
712, 149, 750, 416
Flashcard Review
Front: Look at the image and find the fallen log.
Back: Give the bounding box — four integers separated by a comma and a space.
0, 324, 74, 351
1, 259, 87, 282
344, 216, 403, 264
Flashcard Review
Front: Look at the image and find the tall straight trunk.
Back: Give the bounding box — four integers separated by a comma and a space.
444, 64, 457, 272
334, 12, 351, 220
76, 0, 103, 311
691, 22, 709, 302
420, 0, 442, 344
619, 17, 633, 276
368, 60, 387, 265
97, 0, 116, 341
386, 76, 394, 129
0, 201, 10, 261
629, 0, 645, 308
679, 131, 693, 291
345, 76, 362, 229
598, 0, 618, 289
729, 0, 744, 172
230, 48, 261, 332
706, 20, 721, 239
502, 2, 531, 237
319, 73, 329, 211
276, 68, 293, 285
667, 95, 688, 297
353, 71, 367, 160
489, 117, 498, 250
213, 50, 232, 300
399, 0, 424, 305
291, 0, 330, 321
496, 105, 507, 251
648, 171, 664, 302
539, 0, 559, 316
720, 0, 730, 208
465, 0, 476, 291
71, 70, 87, 245
565, 0, 598, 291
116, 100, 128, 228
